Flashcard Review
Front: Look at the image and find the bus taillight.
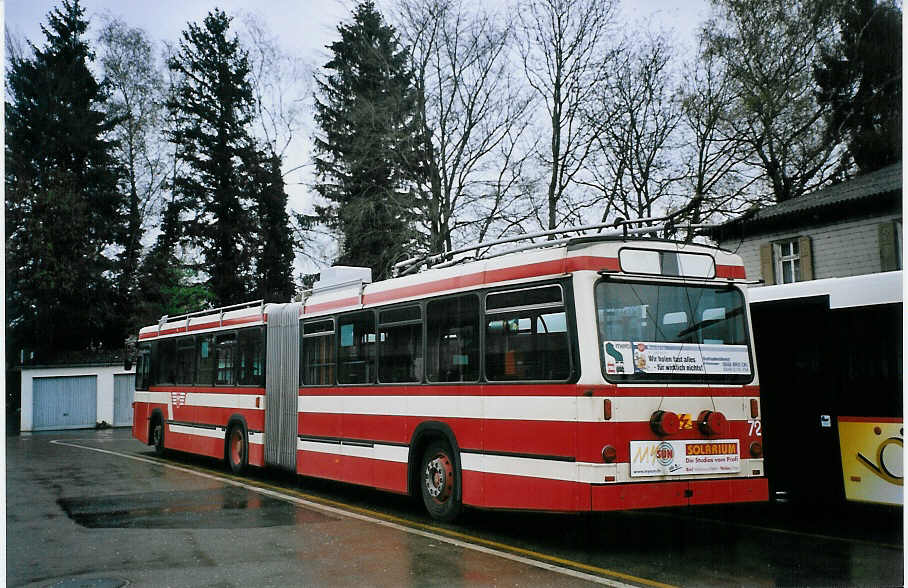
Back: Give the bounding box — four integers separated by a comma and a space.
750, 442, 763, 458
750, 398, 759, 418
601, 445, 617, 463
650, 411, 680, 436
698, 410, 728, 436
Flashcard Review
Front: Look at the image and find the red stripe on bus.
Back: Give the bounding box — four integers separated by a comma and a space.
296, 450, 408, 494
577, 421, 757, 462
716, 264, 747, 279
304, 296, 361, 314
297, 384, 759, 397
248, 443, 265, 468
362, 256, 620, 307
164, 428, 223, 459
591, 385, 760, 398
299, 413, 485, 451
470, 471, 591, 511
139, 315, 263, 339
148, 386, 265, 394
195, 406, 264, 431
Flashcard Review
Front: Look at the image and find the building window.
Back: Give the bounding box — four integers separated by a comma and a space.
774, 239, 801, 283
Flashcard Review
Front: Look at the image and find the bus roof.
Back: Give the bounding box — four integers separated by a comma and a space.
139, 237, 747, 339
748, 270, 902, 309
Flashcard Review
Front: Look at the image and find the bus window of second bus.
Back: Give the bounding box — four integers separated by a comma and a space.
427, 295, 479, 382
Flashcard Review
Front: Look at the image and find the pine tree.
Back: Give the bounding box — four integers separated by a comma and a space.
313, 2, 422, 280
166, 9, 259, 306
252, 150, 296, 302
5, 0, 125, 361
815, 0, 901, 174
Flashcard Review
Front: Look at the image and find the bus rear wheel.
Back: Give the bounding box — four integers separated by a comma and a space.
226, 424, 248, 475
420, 441, 462, 522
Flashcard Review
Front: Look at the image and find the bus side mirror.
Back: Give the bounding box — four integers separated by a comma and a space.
124, 336, 137, 371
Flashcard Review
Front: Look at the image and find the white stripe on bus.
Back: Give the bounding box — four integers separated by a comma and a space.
136, 392, 755, 423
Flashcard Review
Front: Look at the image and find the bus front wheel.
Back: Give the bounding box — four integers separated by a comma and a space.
420, 441, 462, 522
152, 418, 165, 457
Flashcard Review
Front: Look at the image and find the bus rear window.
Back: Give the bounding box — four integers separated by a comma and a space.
595, 281, 752, 383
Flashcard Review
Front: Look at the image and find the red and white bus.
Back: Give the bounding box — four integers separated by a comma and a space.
132, 225, 768, 520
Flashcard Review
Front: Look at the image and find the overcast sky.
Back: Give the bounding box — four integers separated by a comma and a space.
4, 0, 711, 271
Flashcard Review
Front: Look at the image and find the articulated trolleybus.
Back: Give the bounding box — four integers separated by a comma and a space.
132, 220, 768, 521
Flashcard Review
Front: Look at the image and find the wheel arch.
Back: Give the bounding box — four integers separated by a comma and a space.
408, 421, 462, 501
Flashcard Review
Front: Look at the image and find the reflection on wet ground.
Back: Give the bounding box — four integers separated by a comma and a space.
57, 486, 336, 529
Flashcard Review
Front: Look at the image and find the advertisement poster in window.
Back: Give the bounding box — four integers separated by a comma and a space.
603, 341, 750, 375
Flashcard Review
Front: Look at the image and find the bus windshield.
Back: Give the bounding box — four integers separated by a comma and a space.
595, 280, 752, 383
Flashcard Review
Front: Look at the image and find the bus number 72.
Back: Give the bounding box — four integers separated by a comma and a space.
748, 419, 762, 436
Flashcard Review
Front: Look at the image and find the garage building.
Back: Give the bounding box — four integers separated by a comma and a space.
20, 363, 135, 432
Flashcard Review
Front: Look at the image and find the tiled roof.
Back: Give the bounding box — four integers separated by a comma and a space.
707, 162, 901, 233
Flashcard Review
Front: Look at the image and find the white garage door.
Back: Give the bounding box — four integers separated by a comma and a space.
32, 375, 98, 431
113, 374, 135, 427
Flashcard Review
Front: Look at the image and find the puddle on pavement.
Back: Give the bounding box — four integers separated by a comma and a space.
58, 486, 336, 529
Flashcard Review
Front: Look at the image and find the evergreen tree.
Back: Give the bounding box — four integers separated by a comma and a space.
313, 2, 422, 280
5, 0, 125, 361
815, 0, 901, 174
166, 9, 258, 306
252, 150, 296, 301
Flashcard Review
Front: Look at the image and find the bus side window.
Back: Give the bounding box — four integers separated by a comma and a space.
485, 285, 570, 382
215, 333, 237, 386
176, 337, 196, 385
237, 327, 265, 386
302, 319, 335, 385
157, 339, 177, 385
378, 305, 422, 383
427, 295, 479, 383
196, 334, 215, 386
337, 311, 376, 385
135, 343, 152, 390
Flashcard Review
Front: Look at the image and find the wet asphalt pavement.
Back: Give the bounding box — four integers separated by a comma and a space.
6, 428, 903, 587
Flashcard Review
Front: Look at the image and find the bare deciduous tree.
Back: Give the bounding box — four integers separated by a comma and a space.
581, 32, 682, 228
240, 12, 311, 164
518, 0, 618, 235
703, 0, 840, 202
98, 18, 169, 298
396, 0, 536, 257
676, 42, 764, 236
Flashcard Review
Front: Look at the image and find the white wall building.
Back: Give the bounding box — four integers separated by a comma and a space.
20, 363, 135, 432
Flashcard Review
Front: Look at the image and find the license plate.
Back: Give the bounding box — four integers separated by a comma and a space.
629, 439, 741, 477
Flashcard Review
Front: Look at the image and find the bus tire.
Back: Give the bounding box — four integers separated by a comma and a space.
420, 441, 462, 522
226, 424, 248, 475
152, 417, 166, 457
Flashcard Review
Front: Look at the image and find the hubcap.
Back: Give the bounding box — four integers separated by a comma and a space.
424, 453, 454, 503
230, 430, 243, 464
